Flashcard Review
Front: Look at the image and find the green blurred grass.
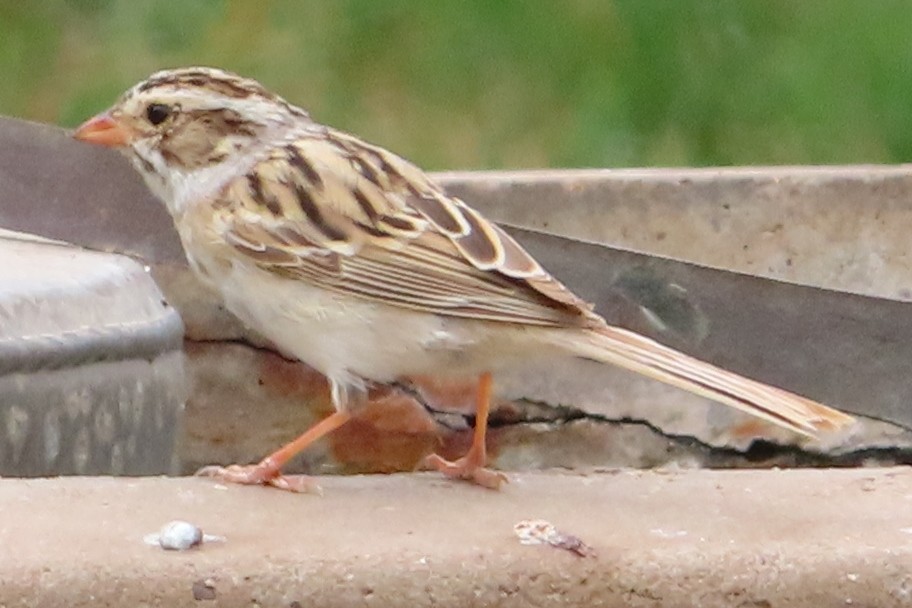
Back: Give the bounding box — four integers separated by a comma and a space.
2, 0, 911, 170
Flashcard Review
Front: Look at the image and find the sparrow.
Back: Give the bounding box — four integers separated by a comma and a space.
73, 67, 854, 491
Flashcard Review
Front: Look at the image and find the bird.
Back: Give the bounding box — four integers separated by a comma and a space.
73, 67, 854, 491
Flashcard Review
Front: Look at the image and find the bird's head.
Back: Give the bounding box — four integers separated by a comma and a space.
73, 66, 308, 206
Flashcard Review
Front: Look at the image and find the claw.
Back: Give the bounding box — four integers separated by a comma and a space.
195, 463, 322, 494
193, 411, 351, 494
424, 453, 508, 490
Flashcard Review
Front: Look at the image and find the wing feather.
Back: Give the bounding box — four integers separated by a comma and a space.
214, 129, 599, 328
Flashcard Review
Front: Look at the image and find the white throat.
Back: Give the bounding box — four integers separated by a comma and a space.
129, 139, 265, 219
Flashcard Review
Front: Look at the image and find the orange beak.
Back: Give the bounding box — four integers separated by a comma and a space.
73, 113, 131, 147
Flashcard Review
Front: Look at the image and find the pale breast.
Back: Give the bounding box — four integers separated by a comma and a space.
210, 256, 552, 385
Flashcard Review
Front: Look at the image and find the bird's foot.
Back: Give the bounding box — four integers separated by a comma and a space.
424, 452, 508, 490
195, 462, 321, 494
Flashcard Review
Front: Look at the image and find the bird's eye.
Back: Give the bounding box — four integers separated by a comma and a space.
145, 103, 172, 126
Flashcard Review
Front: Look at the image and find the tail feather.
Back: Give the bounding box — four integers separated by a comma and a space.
553, 326, 854, 437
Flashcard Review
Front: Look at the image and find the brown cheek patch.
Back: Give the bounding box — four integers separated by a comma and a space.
217, 110, 256, 137
158, 145, 181, 168
157, 109, 259, 170
158, 119, 219, 169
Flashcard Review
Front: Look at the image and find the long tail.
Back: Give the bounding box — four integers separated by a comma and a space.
550, 326, 855, 436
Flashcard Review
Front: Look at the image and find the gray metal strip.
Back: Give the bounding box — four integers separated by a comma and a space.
0, 312, 184, 374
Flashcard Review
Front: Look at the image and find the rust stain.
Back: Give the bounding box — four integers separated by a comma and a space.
330, 381, 506, 473
406, 374, 480, 414
358, 390, 439, 434
256, 351, 330, 401
330, 393, 439, 473
431, 424, 504, 463
726, 419, 776, 441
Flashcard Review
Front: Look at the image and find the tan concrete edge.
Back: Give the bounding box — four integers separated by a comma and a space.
3, 468, 909, 607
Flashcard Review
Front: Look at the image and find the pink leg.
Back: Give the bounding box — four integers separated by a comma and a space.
424, 372, 508, 489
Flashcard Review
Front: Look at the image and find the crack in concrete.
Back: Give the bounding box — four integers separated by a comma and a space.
432, 393, 912, 468
187, 338, 912, 468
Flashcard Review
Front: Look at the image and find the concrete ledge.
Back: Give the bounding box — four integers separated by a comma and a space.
2, 467, 909, 607
437, 165, 912, 300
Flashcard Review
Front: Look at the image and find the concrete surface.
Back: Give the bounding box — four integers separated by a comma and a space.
2, 467, 910, 607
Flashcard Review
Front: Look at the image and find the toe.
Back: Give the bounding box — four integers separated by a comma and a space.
472, 468, 508, 490
267, 474, 323, 494
195, 463, 289, 489
424, 453, 508, 490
